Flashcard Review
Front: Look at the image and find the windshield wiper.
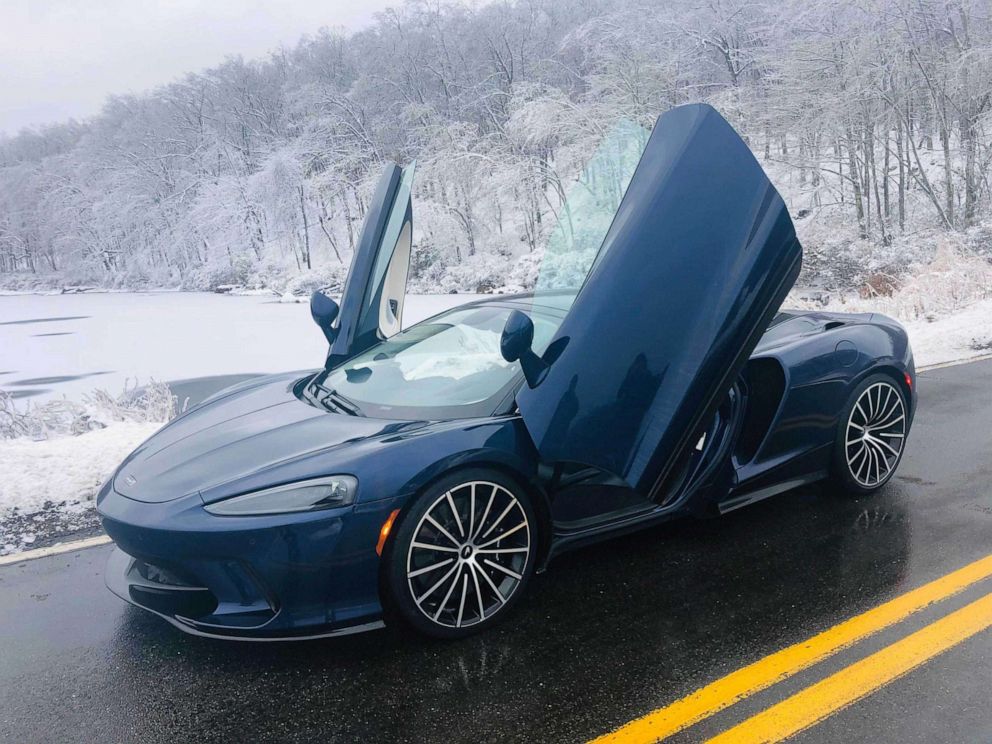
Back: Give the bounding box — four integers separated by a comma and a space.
326, 389, 364, 416
305, 377, 365, 417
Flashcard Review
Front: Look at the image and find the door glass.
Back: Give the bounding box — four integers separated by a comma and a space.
366, 162, 416, 323
534, 120, 650, 308
378, 220, 411, 338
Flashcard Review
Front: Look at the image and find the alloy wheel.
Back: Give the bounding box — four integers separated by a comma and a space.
406, 481, 531, 629
845, 381, 906, 488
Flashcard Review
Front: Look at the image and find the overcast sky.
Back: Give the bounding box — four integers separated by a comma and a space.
0, 0, 397, 136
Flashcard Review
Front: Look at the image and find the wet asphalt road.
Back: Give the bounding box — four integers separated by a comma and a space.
2, 360, 992, 743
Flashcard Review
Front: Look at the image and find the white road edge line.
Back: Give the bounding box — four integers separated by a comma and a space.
0, 356, 985, 567
0, 534, 112, 566
918, 352, 992, 372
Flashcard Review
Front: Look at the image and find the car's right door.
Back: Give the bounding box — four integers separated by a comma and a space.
515, 104, 803, 504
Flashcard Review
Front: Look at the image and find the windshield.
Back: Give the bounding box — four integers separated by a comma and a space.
310, 304, 561, 419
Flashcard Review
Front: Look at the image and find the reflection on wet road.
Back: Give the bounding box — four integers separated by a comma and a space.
1, 360, 991, 743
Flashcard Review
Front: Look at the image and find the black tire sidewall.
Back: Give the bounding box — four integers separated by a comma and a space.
383, 467, 538, 639
832, 373, 908, 495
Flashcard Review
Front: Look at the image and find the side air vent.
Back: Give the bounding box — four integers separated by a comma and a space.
736, 358, 786, 463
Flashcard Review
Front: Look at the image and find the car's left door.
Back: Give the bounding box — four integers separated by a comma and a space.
327, 162, 415, 364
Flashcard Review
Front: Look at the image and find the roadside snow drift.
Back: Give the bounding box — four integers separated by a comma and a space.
0, 422, 160, 516
0, 422, 161, 554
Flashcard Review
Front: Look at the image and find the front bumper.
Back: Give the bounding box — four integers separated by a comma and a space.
98, 486, 396, 640
104, 548, 383, 640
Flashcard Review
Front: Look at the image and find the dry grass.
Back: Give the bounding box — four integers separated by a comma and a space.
0, 380, 180, 441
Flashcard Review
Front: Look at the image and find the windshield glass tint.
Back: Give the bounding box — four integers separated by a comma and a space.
534, 120, 650, 303
322, 305, 559, 414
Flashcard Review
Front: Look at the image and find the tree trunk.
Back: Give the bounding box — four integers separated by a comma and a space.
882, 126, 890, 219
895, 115, 906, 231
846, 127, 866, 237
961, 112, 978, 226
299, 185, 311, 270
939, 123, 954, 227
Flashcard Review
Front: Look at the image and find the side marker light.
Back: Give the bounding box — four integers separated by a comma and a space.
376, 509, 401, 556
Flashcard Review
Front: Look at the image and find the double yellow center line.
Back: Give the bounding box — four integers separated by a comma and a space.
592, 553, 992, 743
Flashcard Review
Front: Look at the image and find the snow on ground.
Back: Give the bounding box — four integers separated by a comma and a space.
902, 299, 992, 367
0, 422, 162, 554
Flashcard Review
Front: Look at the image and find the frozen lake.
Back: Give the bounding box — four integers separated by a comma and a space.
0, 289, 986, 406
0, 292, 484, 404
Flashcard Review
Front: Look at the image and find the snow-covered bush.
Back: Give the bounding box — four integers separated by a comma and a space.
497, 251, 543, 294
789, 239, 992, 321
281, 264, 350, 296
433, 253, 517, 294
407, 243, 447, 293
964, 220, 992, 262
181, 257, 255, 292
0, 380, 179, 441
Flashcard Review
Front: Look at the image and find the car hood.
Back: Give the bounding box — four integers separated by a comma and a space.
113, 372, 415, 504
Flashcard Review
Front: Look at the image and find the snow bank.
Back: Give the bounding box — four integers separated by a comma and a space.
0, 379, 179, 553
1, 380, 178, 440
903, 300, 992, 368
0, 421, 161, 554
0, 422, 160, 514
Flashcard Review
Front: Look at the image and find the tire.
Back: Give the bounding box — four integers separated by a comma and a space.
831, 373, 909, 495
383, 468, 538, 639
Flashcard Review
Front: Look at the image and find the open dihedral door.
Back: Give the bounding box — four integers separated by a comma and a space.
327, 162, 415, 365
515, 104, 802, 499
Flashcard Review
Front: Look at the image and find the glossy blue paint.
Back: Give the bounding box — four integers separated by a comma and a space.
515, 104, 802, 497
98, 373, 541, 638
97, 300, 914, 638
97, 105, 915, 640
732, 310, 916, 496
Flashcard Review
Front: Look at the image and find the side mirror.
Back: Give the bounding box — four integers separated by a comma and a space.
310, 290, 340, 345
501, 310, 549, 389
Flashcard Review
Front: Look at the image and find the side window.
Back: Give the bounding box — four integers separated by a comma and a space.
379, 219, 411, 338
366, 163, 415, 340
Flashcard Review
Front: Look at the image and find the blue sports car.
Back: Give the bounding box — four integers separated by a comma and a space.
98, 104, 915, 640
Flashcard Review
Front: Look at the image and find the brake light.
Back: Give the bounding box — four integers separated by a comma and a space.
376, 509, 401, 556
904, 371, 913, 390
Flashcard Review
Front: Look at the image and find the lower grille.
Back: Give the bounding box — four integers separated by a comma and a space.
126, 558, 218, 619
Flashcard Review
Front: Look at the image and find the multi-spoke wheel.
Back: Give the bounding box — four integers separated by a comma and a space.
384, 469, 537, 638
832, 375, 908, 494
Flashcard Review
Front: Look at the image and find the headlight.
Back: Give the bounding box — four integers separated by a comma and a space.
203, 475, 358, 516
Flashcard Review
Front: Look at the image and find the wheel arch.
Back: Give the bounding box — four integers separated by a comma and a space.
870, 363, 913, 408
